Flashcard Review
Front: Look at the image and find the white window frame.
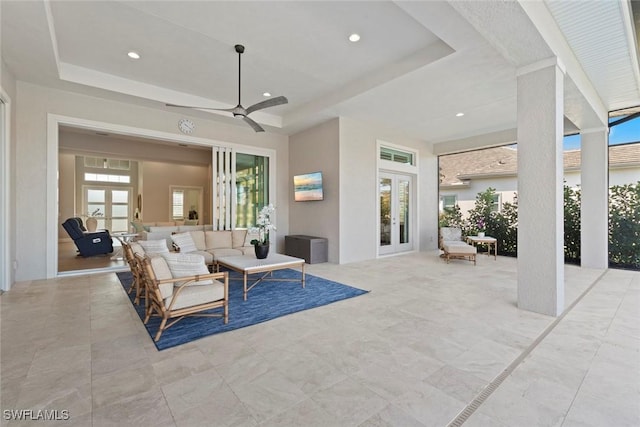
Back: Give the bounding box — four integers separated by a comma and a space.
0, 89, 11, 290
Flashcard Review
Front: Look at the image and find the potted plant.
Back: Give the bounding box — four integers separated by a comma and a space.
477, 218, 486, 237
250, 204, 276, 259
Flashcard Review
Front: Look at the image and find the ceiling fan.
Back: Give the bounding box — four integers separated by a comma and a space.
167, 44, 288, 132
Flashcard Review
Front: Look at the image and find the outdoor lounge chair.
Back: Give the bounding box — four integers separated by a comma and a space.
439, 226, 476, 265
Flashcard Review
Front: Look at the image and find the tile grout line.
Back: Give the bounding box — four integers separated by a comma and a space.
446, 268, 610, 427
559, 272, 635, 427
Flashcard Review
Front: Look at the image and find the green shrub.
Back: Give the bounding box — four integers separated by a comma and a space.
440, 182, 639, 270
564, 185, 581, 264
609, 182, 640, 269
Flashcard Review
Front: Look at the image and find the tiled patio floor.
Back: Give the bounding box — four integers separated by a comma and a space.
1, 251, 638, 426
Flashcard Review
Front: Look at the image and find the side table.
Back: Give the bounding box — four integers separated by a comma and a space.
111, 232, 139, 260
466, 236, 497, 260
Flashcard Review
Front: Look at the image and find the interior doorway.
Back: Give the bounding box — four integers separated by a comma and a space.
170, 186, 203, 222
379, 172, 414, 255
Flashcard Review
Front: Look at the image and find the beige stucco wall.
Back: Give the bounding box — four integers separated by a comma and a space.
141, 161, 209, 223
13, 81, 289, 281
289, 118, 340, 262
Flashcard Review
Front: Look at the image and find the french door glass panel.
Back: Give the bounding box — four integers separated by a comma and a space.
235, 153, 269, 228
379, 177, 392, 247
84, 186, 130, 232
379, 172, 413, 255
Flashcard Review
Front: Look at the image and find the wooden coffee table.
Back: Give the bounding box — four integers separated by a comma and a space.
216, 253, 305, 300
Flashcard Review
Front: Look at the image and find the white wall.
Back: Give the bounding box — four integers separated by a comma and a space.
440, 175, 518, 217
444, 165, 640, 220
339, 117, 438, 264
566, 167, 640, 188
289, 119, 340, 262
58, 152, 76, 240
14, 81, 289, 281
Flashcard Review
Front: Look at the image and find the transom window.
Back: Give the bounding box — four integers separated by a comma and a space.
380, 146, 415, 165
84, 173, 131, 183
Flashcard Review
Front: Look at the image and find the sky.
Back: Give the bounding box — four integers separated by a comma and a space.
563, 115, 640, 151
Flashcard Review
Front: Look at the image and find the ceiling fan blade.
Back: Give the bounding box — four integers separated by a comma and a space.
166, 103, 235, 112
245, 96, 288, 115
243, 116, 265, 132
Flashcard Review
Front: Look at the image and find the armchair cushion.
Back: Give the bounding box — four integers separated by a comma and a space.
149, 255, 174, 299
130, 242, 145, 256
166, 282, 226, 310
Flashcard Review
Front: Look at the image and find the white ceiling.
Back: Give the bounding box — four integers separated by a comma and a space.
2, 0, 640, 144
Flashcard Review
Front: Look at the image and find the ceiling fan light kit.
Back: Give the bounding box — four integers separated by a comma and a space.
167, 44, 288, 132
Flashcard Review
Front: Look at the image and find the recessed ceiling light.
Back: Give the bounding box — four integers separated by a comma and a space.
263, 92, 271, 97
456, 112, 465, 117
349, 33, 361, 42
127, 51, 140, 59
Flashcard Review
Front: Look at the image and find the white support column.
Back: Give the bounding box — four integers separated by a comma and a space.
516, 59, 565, 316
580, 128, 609, 269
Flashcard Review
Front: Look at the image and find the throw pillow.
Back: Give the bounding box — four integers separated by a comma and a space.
138, 239, 169, 255
161, 253, 213, 286
171, 232, 197, 254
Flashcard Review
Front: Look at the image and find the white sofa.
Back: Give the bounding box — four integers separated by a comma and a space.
137, 223, 213, 249
139, 227, 258, 265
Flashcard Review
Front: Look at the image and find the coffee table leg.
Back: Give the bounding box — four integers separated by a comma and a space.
301, 263, 305, 288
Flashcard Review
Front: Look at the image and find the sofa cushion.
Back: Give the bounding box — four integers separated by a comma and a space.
209, 248, 244, 260
138, 239, 170, 255
232, 229, 248, 249
205, 231, 233, 250
192, 250, 213, 264
161, 253, 213, 286
148, 255, 174, 299
189, 231, 206, 251
171, 232, 197, 254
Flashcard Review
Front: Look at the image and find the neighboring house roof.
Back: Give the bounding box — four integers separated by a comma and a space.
440, 143, 640, 187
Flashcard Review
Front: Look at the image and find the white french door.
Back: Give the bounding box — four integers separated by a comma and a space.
379, 172, 414, 255
84, 186, 132, 233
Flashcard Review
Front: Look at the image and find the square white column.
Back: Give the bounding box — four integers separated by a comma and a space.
516, 61, 565, 316
580, 128, 609, 269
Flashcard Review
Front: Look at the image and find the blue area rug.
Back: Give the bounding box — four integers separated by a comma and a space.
116, 268, 369, 350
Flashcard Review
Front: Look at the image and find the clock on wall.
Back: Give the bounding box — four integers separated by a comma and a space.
178, 118, 195, 134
